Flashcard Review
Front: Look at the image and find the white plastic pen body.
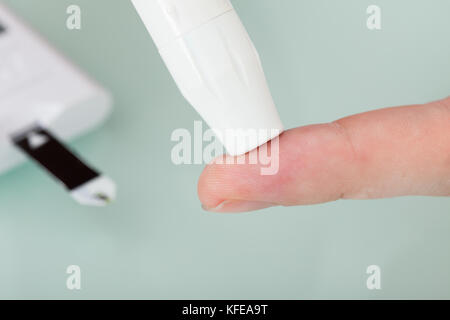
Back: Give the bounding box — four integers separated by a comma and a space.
131, 0, 284, 156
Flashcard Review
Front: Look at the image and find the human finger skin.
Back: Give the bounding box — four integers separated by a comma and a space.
198, 97, 450, 213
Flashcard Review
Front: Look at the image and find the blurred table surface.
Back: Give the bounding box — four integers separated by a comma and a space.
0, 0, 449, 299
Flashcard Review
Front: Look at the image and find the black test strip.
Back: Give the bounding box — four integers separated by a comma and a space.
12, 126, 99, 190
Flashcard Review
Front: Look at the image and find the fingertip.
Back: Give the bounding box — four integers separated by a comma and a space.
202, 200, 277, 214
198, 151, 265, 209
197, 129, 301, 210
197, 159, 227, 210
197, 124, 359, 212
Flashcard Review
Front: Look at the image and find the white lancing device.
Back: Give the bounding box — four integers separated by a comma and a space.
131, 0, 284, 156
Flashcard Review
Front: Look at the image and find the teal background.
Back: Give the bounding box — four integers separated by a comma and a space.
0, 0, 449, 299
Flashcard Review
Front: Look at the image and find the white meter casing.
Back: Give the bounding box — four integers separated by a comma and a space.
0, 3, 112, 175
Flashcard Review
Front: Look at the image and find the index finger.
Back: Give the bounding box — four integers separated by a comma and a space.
198, 97, 450, 213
